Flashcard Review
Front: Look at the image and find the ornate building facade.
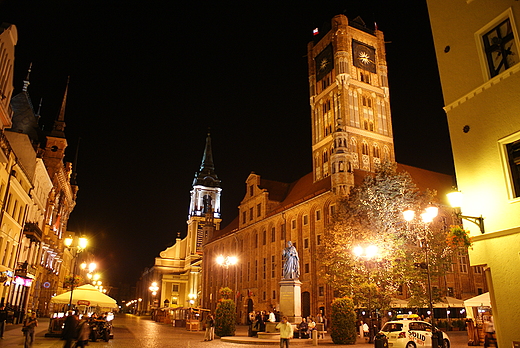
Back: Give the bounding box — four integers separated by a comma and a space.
199, 14, 487, 324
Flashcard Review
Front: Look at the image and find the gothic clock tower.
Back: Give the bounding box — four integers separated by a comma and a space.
307, 15, 395, 195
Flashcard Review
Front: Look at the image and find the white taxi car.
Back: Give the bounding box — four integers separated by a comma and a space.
377, 315, 450, 348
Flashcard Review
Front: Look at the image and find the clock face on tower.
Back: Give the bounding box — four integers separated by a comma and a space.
315, 44, 334, 81
352, 40, 376, 73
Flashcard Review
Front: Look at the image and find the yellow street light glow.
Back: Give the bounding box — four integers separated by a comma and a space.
403, 210, 415, 222
216, 255, 225, 265
64, 237, 73, 247
447, 190, 464, 208
88, 262, 97, 272
78, 237, 88, 249
353, 245, 364, 257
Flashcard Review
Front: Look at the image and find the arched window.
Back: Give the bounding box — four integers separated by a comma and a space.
350, 138, 358, 153
373, 144, 380, 158
362, 141, 369, 155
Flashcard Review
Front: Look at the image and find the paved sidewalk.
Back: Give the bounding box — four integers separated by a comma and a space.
222, 325, 471, 346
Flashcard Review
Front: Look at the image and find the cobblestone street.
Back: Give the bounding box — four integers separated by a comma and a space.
0, 314, 471, 348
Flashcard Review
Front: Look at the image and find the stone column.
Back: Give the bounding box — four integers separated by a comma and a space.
279, 279, 302, 323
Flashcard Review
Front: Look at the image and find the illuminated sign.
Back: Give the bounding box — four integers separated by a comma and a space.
14, 277, 33, 287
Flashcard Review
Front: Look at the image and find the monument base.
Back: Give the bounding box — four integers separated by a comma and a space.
279, 279, 302, 323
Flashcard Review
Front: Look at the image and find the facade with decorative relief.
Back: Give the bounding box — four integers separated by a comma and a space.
200, 14, 487, 324
427, 0, 520, 344
3, 71, 78, 316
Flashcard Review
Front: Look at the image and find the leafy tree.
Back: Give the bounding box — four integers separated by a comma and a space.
330, 297, 357, 344
321, 161, 452, 311
215, 287, 236, 337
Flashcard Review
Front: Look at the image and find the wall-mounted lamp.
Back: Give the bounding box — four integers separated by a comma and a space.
447, 190, 485, 234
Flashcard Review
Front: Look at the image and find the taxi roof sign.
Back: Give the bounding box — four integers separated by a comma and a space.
396, 314, 420, 319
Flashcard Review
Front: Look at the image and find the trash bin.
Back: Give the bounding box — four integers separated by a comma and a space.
374, 332, 388, 348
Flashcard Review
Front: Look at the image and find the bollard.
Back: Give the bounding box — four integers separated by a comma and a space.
313, 329, 318, 345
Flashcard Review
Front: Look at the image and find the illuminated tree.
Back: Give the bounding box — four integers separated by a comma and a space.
321, 161, 451, 311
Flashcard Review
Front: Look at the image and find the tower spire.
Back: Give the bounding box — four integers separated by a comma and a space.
22, 62, 32, 92
50, 76, 69, 138
193, 131, 220, 188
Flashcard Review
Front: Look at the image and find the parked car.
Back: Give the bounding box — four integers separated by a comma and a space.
377, 315, 450, 348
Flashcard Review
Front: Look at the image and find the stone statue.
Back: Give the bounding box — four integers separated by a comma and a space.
282, 241, 300, 280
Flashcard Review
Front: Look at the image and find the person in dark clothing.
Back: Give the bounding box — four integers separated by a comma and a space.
62, 311, 79, 348
298, 318, 309, 339
0, 306, 7, 338
22, 312, 38, 348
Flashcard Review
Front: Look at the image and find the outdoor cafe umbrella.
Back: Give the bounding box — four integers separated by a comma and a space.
50, 284, 117, 309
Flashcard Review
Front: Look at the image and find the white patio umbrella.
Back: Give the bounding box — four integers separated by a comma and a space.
50, 284, 117, 308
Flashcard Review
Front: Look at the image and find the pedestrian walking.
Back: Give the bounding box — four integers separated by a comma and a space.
62, 311, 79, 348
0, 306, 7, 338
73, 316, 90, 348
22, 312, 38, 348
276, 316, 293, 348
483, 315, 498, 348
203, 314, 215, 341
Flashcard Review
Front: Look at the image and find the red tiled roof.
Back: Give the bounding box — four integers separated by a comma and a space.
210, 163, 454, 241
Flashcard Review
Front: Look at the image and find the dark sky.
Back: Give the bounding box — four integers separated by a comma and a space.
0, 1, 453, 287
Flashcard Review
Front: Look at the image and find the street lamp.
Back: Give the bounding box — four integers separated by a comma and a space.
353, 244, 380, 343
403, 206, 439, 348
216, 255, 238, 320
149, 282, 159, 309
63, 236, 88, 309
447, 190, 485, 233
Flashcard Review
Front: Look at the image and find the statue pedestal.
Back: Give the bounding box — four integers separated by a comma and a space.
279, 279, 302, 323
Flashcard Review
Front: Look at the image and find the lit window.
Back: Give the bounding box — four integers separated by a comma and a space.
303, 215, 308, 225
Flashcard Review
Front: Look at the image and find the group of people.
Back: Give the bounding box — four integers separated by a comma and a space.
248, 310, 281, 335
297, 314, 326, 339
62, 311, 109, 348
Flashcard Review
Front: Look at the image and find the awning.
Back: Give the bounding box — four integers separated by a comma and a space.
445, 296, 465, 307
463, 292, 491, 308
50, 284, 117, 308
390, 298, 410, 308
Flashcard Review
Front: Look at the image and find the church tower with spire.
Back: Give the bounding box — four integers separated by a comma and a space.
186, 132, 222, 257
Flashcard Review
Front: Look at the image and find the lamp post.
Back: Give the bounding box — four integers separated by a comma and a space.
63, 236, 88, 309
353, 244, 379, 344
149, 282, 159, 310
447, 190, 485, 233
216, 255, 238, 320
403, 206, 439, 348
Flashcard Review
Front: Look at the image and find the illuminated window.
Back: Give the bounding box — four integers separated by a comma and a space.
303, 215, 308, 225
304, 238, 309, 249
291, 219, 296, 229
257, 203, 262, 217
316, 210, 321, 221
271, 227, 275, 242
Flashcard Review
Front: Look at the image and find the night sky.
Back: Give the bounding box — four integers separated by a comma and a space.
0, 1, 454, 287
